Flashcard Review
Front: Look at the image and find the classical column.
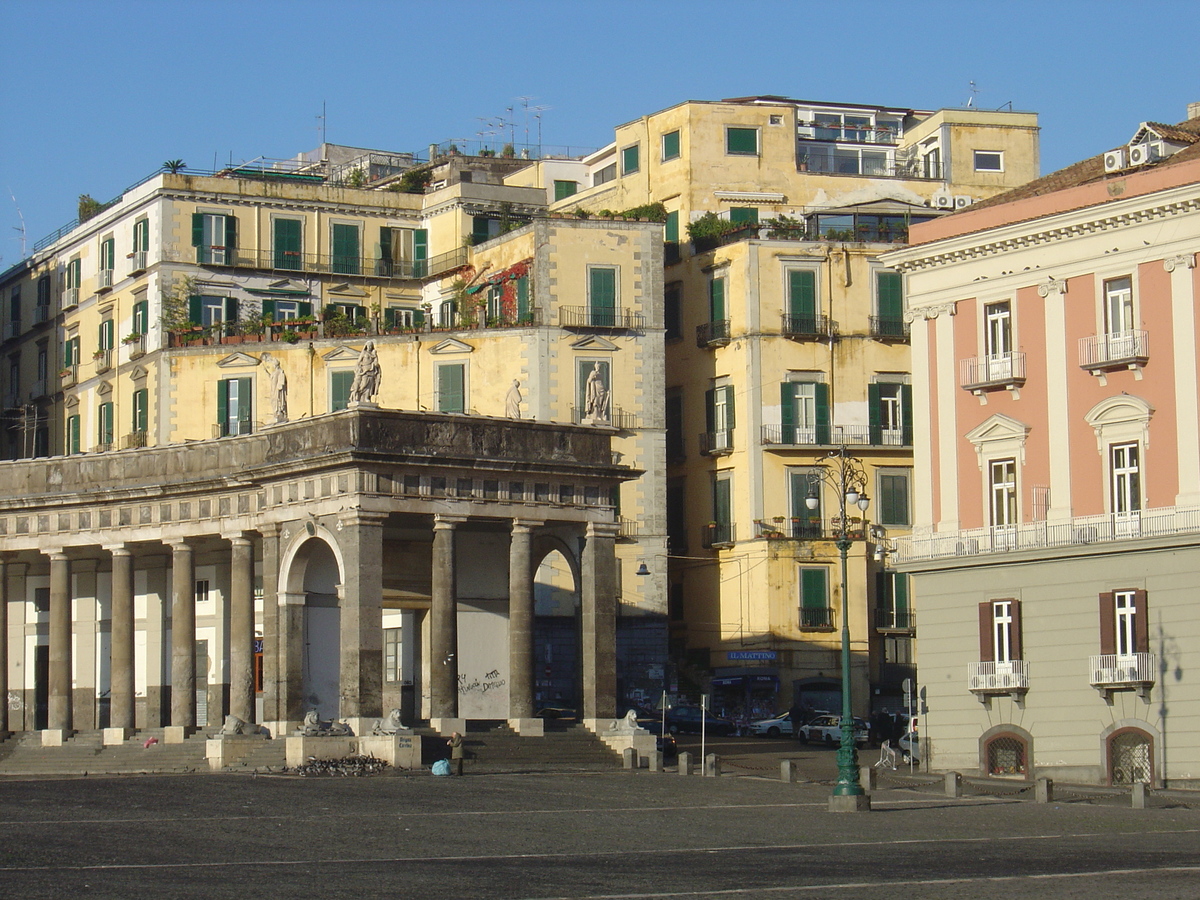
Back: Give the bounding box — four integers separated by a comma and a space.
508, 520, 538, 720
0, 556, 8, 734
337, 512, 386, 726
169, 541, 196, 729
227, 533, 255, 724
430, 515, 463, 719
581, 522, 620, 721
47, 551, 72, 732
107, 545, 135, 730
259, 524, 284, 729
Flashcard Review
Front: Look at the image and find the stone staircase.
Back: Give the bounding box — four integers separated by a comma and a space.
0, 721, 621, 777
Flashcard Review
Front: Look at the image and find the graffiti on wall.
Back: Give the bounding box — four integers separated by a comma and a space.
458, 670, 506, 697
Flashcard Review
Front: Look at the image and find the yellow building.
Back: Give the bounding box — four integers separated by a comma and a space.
532, 96, 1039, 720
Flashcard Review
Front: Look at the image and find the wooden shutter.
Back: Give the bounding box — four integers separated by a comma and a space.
134, 218, 149, 253
723, 385, 736, 429
188, 295, 202, 324
813, 382, 830, 445
1134, 589, 1149, 653
729, 207, 758, 225
727, 128, 758, 154
332, 224, 359, 273
297, 301, 313, 318
331, 370, 354, 411
236, 377, 252, 434
1009, 599, 1022, 660
709, 276, 725, 322
1099, 592, 1116, 655
68, 415, 80, 454
780, 382, 798, 443
877, 271, 903, 320
225, 297, 239, 323
275, 219, 302, 269
868, 383, 881, 444
217, 380, 229, 436
893, 573, 909, 614
261, 299, 275, 320
438, 364, 464, 413
413, 229, 428, 277
472, 217, 491, 245
590, 267, 616, 325
704, 387, 715, 434
801, 569, 827, 610
224, 214, 237, 253
979, 601, 994, 661
192, 213, 204, 250
900, 384, 913, 446
378, 226, 393, 262
713, 477, 731, 527
789, 270, 816, 322
665, 210, 679, 243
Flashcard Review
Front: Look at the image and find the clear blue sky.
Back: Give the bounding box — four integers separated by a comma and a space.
2, 0, 1197, 264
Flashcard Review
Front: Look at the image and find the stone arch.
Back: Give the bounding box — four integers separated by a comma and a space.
530, 532, 583, 710
278, 528, 345, 721
1101, 720, 1158, 787
979, 723, 1032, 778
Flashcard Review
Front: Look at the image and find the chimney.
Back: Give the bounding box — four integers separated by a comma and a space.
1188, 101, 1200, 121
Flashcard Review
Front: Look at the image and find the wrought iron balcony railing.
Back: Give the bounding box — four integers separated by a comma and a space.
800, 606, 834, 629
967, 659, 1029, 694
782, 314, 833, 340
97, 269, 114, 291
875, 608, 915, 631
960, 352, 1026, 392
129, 250, 149, 274
870, 315, 909, 340
761, 424, 911, 448
61, 288, 80, 309
1079, 330, 1149, 371
558, 306, 645, 330
700, 522, 735, 548
696, 320, 731, 348
699, 430, 734, 455
1090, 652, 1156, 689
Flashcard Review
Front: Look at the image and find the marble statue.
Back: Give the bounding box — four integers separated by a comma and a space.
263, 353, 287, 424
584, 362, 609, 424
297, 709, 354, 737
505, 379, 522, 418
349, 341, 381, 404
372, 708, 408, 735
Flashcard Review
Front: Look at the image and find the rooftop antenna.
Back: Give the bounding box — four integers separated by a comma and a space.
317, 101, 327, 147
965, 80, 979, 108
531, 105, 550, 154
8, 188, 26, 259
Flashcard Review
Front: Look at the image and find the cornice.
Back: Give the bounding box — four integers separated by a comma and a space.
160, 189, 420, 222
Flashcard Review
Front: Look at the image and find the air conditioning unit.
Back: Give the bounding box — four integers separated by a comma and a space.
953, 195, 974, 209
1121, 666, 1139, 682
1128, 143, 1152, 166
933, 194, 955, 209
1103, 148, 1127, 172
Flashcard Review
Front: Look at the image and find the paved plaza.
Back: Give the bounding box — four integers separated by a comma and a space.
1, 760, 1199, 899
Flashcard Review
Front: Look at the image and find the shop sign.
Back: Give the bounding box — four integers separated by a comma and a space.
728, 650, 776, 661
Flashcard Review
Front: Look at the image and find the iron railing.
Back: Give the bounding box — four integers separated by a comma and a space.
570, 406, 639, 430
1090, 652, 1156, 687
875, 608, 915, 630
699, 430, 734, 455
34, 304, 51, 324
123, 431, 148, 450
967, 659, 1029, 693
97, 269, 114, 290
761, 424, 911, 448
1079, 331, 1149, 370
558, 306, 645, 330
696, 320, 731, 347
129, 250, 149, 273
870, 316, 909, 340
61, 288, 79, 309
800, 607, 834, 628
701, 522, 735, 548
960, 352, 1026, 391
782, 314, 834, 340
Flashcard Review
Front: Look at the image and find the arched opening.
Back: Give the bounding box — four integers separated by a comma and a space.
1108, 727, 1153, 785
286, 537, 343, 721
983, 731, 1030, 777
533, 541, 581, 715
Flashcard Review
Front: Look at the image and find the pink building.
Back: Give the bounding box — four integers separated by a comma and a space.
884, 108, 1200, 786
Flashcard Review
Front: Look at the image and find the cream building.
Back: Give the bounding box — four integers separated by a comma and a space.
532, 96, 1039, 719
885, 108, 1200, 785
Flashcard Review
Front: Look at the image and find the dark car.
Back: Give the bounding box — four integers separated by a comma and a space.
533, 706, 576, 720
664, 706, 735, 736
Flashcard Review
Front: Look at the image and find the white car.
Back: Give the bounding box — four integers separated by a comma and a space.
898, 730, 920, 763
797, 714, 868, 747
749, 715, 794, 737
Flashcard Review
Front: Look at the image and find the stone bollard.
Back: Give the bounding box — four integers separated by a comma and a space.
860, 766, 877, 790
678, 751, 692, 776
704, 753, 721, 777
781, 760, 798, 783
622, 747, 637, 770
1035, 778, 1054, 803
945, 771, 962, 798
1132, 782, 1148, 809
648, 751, 663, 773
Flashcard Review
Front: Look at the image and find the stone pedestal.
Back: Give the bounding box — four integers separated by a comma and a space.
41, 729, 70, 747
284, 733, 420, 769
704, 753, 720, 777
206, 734, 268, 770
622, 747, 637, 769
103, 727, 134, 747
860, 766, 877, 790
678, 751, 692, 775
508, 717, 543, 736
358, 734, 420, 769
163, 725, 192, 744
648, 751, 663, 772
781, 760, 798, 783
828, 793, 872, 813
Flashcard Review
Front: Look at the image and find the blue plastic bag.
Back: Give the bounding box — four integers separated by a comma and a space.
432, 759, 452, 776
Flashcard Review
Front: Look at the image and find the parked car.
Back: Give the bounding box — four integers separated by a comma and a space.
534, 706, 576, 720
898, 730, 920, 764
631, 711, 679, 759
664, 706, 735, 736
749, 714, 795, 737
796, 714, 868, 747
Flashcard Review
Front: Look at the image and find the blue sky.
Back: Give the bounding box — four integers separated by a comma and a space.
1, 0, 1197, 264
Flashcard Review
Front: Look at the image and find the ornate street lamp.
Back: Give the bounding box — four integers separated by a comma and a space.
806, 445, 873, 812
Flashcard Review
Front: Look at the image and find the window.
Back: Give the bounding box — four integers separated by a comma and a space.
383, 307, 424, 331
330, 369, 354, 412
979, 598, 1021, 663
1111, 442, 1141, 521
273, 218, 303, 270
814, 112, 873, 142
729, 207, 758, 225
869, 382, 911, 445
664, 210, 680, 255
379, 226, 427, 277
709, 274, 726, 324
99, 237, 115, 277
876, 571, 911, 629
789, 468, 823, 539
34, 587, 50, 613
436, 363, 466, 413
983, 300, 1014, 381
217, 377, 252, 437
63, 335, 80, 367
588, 266, 617, 327
664, 283, 681, 340
132, 299, 149, 336
877, 470, 911, 526
1104, 276, 1134, 334
384, 628, 403, 683
726, 127, 759, 155
665, 392, 684, 462
65, 257, 81, 291
261, 299, 312, 322
780, 381, 828, 444
97, 401, 114, 449
662, 130, 680, 161
189, 295, 237, 328
132, 388, 148, 435
66, 414, 81, 455
711, 473, 732, 540
621, 144, 639, 175
36, 276, 50, 311
875, 271, 904, 334
667, 478, 686, 552
705, 384, 735, 451
986, 733, 1028, 777
884, 634, 913, 664
799, 568, 831, 628
553, 180, 578, 201
192, 212, 236, 265
989, 458, 1017, 528
8, 354, 18, 395
974, 151, 1004, 172
98, 318, 114, 352
331, 223, 360, 274
787, 269, 817, 331
133, 218, 150, 254
593, 163, 617, 187
194, 580, 210, 604
36, 345, 47, 384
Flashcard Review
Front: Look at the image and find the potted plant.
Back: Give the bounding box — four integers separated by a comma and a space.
122, 332, 142, 345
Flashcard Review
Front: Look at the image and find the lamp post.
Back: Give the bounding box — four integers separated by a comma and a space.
806, 445, 872, 812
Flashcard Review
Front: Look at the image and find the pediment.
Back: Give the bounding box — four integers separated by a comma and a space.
1084, 394, 1154, 427
323, 345, 363, 363
64, 394, 79, 409
97, 380, 113, 396
216, 352, 262, 369
965, 413, 1030, 446
327, 283, 369, 298
568, 335, 619, 352
428, 338, 474, 355
129, 365, 147, 381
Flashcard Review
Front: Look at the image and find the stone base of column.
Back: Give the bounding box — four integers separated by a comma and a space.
102, 727, 135, 746
508, 717, 544, 736
41, 729, 71, 747
343, 717, 372, 738
430, 717, 467, 736
206, 734, 269, 770
163, 725, 194, 744
828, 793, 872, 813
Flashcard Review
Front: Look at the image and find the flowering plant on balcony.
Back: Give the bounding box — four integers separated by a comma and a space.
122, 332, 142, 345
92, 349, 106, 360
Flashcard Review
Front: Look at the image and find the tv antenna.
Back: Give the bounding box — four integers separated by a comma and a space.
317, 101, 327, 146
965, 81, 979, 108
7, 188, 25, 259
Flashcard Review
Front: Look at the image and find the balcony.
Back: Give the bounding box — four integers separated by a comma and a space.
870, 315, 909, 341
696, 320, 731, 348
967, 660, 1029, 699
2, 322, 18, 341
1090, 652, 1156, 700
754, 518, 824, 540
169, 246, 463, 281
960, 352, 1026, 393
761, 424, 911, 449
700, 522, 735, 549
123, 431, 148, 450
93, 349, 113, 373
617, 516, 640, 541
123, 334, 146, 359
699, 430, 733, 456
61, 288, 80, 310
570, 406, 640, 430
800, 606, 834, 629
797, 124, 900, 146
558, 306, 645, 331
782, 314, 834, 341
875, 608, 915, 631
129, 250, 149, 274
1079, 330, 1149, 374
59, 365, 78, 389
97, 269, 114, 292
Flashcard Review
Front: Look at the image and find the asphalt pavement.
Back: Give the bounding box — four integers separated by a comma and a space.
1, 763, 1198, 899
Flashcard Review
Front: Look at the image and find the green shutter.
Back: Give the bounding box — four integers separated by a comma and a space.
274, 219, 302, 270
472, 217, 491, 245
102, 319, 114, 349
553, 180, 578, 201
101, 238, 114, 271
67, 415, 80, 454
727, 127, 758, 155
217, 380, 229, 436
662, 130, 680, 160
438, 364, 465, 413
331, 224, 359, 274
224, 215, 237, 254
133, 389, 148, 432
135, 218, 149, 253
729, 207, 758, 225
665, 210, 679, 244
237, 377, 252, 434
780, 382, 798, 443
297, 301, 313, 318
900, 384, 913, 446
331, 370, 354, 411
801, 569, 827, 610
814, 382, 830, 445
413, 229, 427, 277
789, 270, 816, 323
877, 271, 902, 320
192, 213, 204, 248
723, 385, 735, 429
893, 573, 909, 614
188, 295, 202, 325
133, 300, 148, 334
516, 276, 529, 323
378, 226, 393, 261
261, 299, 275, 321
704, 387, 716, 434
99, 402, 113, 445
713, 478, 731, 527
63, 339, 73, 367
225, 297, 239, 323
622, 144, 639, 174
709, 277, 725, 322
590, 267, 616, 326
868, 383, 882, 445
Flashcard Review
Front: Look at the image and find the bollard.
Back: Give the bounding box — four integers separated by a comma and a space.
1035, 777, 1054, 803
648, 751, 663, 773
705, 752, 721, 777
780, 760, 797, 783
622, 747, 637, 770
1132, 782, 1148, 808
678, 751, 692, 776
945, 771, 962, 798
860, 766, 877, 790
